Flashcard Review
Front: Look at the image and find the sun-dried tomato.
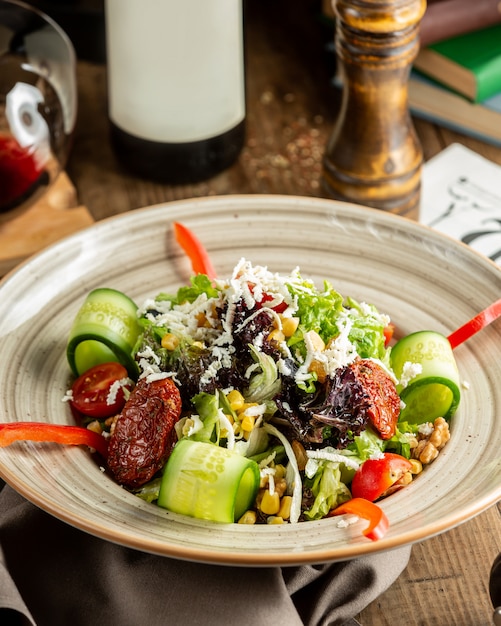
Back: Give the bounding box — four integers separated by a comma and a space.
349, 359, 400, 439
107, 376, 182, 489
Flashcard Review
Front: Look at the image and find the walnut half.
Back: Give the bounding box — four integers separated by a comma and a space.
411, 417, 450, 465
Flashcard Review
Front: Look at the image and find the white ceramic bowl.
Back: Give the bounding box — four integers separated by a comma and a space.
0, 195, 500, 566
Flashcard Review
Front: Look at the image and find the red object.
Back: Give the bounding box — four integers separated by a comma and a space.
173, 221, 217, 279
330, 497, 389, 541
256, 291, 288, 313
351, 452, 413, 502
0, 135, 44, 210
447, 298, 501, 349
0, 422, 108, 459
383, 323, 394, 347
107, 376, 182, 489
70, 362, 132, 419
349, 360, 401, 440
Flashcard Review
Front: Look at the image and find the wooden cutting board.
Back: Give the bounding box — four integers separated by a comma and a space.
0, 172, 95, 277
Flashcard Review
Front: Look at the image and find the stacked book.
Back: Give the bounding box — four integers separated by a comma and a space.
410, 0, 501, 147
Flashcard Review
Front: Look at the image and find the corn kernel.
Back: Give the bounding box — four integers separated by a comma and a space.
238, 510, 257, 524
260, 490, 281, 515
239, 402, 258, 415
274, 464, 286, 480
278, 496, 293, 520
161, 333, 180, 351
267, 516, 284, 525
226, 389, 245, 412
268, 328, 285, 344
240, 414, 256, 432
281, 316, 299, 337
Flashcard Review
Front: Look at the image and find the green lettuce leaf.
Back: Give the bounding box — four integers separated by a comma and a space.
287, 278, 344, 343
156, 273, 219, 306
349, 427, 386, 462
303, 461, 352, 520
189, 391, 222, 444
245, 345, 282, 404
344, 298, 389, 362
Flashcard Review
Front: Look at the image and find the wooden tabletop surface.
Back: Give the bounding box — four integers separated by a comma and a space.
28, 1, 501, 624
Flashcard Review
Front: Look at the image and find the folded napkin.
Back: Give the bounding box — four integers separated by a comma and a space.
0, 486, 410, 626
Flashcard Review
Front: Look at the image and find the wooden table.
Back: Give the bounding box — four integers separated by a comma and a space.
15, 1, 501, 624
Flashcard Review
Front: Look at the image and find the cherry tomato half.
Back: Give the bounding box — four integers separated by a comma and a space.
257, 291, 288, 313
70, 362, 132, 419
351, 453, 413, 502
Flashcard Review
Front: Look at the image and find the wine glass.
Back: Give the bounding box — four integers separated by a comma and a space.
0, 0, 76, 217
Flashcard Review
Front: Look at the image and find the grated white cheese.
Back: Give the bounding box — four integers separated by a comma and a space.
240, 403, 267, 418
399, 361, 423, 389
144, 371, 179, 385
61, 389, 73, 402
305, 449, 360, 478
260, 466, 276, 495
418, 422, 434, 436
106, 377, 132, 406
259, 451, 277, 469
295, 313, 357, 385
277, 359, 292, 377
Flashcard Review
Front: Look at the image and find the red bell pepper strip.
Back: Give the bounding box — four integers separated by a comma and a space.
0, 422, 109, 459
329, 497, 389, 541
350, 452, 413, 502
383, 323, 394, 347
448, 298, 501, 349
173, 222, 217, 280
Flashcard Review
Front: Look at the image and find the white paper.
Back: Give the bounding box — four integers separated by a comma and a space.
420, 143, 501, 265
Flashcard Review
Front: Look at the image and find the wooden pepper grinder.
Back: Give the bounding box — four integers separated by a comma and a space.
322, 0, 426, 215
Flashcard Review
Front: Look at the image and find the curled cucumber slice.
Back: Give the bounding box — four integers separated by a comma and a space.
66, 288, 141, 378
158, 439, 260, 523
390, 330, 461, 424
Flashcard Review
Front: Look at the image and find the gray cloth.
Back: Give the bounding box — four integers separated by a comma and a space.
0, 486, 411, 626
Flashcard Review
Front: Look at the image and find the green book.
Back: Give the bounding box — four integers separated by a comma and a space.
414, 24, 501, 103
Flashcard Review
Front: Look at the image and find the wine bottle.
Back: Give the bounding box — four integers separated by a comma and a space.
104, 0, 246, 184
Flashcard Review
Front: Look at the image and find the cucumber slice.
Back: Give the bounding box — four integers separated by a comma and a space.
66, 288, 141, 378
390, 330, 461, 424
158, 439, 260, 523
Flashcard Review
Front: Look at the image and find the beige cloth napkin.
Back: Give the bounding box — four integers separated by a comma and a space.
0, 486, 411, 626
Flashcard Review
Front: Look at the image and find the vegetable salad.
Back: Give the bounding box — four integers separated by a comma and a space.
63, 255, 458, 531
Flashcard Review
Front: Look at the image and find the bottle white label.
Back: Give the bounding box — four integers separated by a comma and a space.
105, 0, 245, 143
